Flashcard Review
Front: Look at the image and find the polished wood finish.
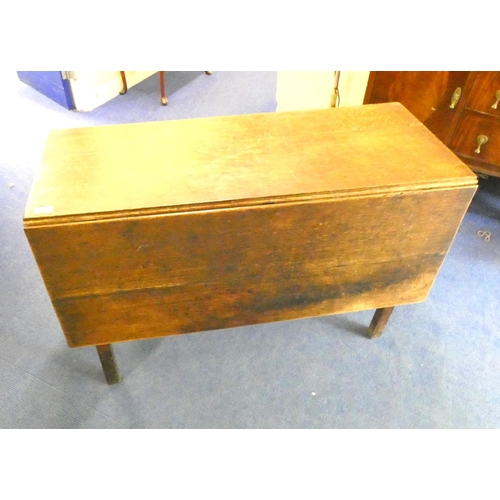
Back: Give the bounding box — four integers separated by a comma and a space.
364, 71, 469, 143
119, 71, 127, 95
451, 112, 500, 166
24, 104, 477, 382
368, 307, 395, 339
96, 344, 121, 384
365, 71, 500, 177
159, 71, 167, 105
465, 72, 500, 114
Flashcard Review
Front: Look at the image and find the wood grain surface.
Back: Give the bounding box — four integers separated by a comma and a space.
363, 71, 500, 178
451, 112, 500, 166
24, 103, 475, 223
465, 72, 500, 116
24, 103, 478, 349
363, 72, 470, 144
26, 186, 475, 347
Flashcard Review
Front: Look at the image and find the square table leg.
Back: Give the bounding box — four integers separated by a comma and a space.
96, 344, 121, 384
368, 307, 395, 339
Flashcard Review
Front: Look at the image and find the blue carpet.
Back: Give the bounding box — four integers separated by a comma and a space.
1, 70, 499, 428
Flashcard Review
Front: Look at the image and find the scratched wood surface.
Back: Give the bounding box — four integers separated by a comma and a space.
24, 103, 475, 222
26, 186, 475, 347
24, 103, 477, 348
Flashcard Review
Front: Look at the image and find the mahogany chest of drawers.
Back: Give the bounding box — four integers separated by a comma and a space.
365, 71, 500, 177
24, 103, 477, 383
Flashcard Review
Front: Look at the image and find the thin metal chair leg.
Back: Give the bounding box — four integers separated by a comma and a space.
159, 71, 168, 105
96, 344, 121, 384
368, 307, 395, 339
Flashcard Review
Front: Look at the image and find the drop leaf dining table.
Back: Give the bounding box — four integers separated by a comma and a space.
24, 103, 477, 384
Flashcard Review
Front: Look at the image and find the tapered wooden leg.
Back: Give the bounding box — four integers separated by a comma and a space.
368, 307, 395, 339
205, 71, 212, 75
119, 71, 128, 94
159, 71, 168, 105
96, 344, 121, 384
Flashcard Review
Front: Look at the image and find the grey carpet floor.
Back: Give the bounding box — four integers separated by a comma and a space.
1, 70, 499, 428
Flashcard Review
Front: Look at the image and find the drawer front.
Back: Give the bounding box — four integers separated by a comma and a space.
365, 71, 470, 143
451, 112, 500, 167
466, 72, 500, 116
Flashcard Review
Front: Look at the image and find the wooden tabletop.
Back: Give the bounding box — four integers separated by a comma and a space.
24, 103, 477, 223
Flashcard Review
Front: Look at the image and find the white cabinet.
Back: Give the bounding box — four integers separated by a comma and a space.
68, 71, 156, 111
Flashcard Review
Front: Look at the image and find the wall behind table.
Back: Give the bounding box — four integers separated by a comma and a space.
276, 71, 370, 112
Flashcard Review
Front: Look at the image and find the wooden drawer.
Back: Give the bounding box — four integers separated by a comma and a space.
465, 72, 500, 116
364, 71, 469, 143
451, 112, 500, 168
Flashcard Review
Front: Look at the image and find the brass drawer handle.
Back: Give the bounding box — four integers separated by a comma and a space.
449, 87, 462, 109
492, 90, 500, 110
475, 135, 488, 154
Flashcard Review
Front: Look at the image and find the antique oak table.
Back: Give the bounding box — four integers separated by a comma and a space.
24, 103, 477, 384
